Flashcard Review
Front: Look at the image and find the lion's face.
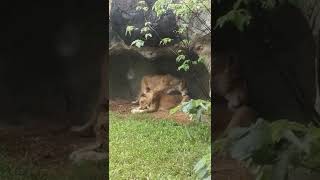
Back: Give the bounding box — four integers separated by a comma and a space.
139, 92, 153, 109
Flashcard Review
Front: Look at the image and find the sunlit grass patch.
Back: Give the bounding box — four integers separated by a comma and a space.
109, 111, 211, 179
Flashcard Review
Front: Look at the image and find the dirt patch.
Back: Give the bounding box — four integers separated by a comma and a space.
109, 99, 132, 113
0, 123, 95, 174
213, 156, 254, 180
109, 99, 191, 124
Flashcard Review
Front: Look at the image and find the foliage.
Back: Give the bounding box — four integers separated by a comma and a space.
216, 8, 251, 31
170, 99, 211, 179
109, 111, 210, 179
215, 0, 303, 31
131, 39, 145, 48
170, 99, 211, 122
126, 0, 211, 71
194, 146, 211, 180
214, 118, 320, 180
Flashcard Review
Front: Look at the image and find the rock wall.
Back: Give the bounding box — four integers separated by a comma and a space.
109, 0, 211, 100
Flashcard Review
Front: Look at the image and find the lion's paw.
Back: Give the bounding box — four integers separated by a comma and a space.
69, 150, 107, 164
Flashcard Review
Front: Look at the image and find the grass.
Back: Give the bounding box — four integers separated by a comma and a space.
109, 111, 211, 179
0, 140, 106, 180
0, 152, 106, 180
0, 111, 210, 179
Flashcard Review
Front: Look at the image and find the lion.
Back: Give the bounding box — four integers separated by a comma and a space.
213, 52, 257, 132
131, 74, 189, 105
224, 80, 248, 111
69, 56, 108, 163
69, 102, 108, 163
131, 89, 189, 114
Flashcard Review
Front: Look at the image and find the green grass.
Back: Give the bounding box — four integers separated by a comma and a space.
109, 111, 211, 179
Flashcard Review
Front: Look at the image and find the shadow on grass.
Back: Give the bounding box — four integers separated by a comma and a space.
0, 146, 106, 180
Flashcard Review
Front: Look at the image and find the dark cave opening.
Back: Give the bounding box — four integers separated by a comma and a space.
109, 48, 210, 101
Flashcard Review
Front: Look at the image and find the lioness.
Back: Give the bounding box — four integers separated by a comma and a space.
213, 52, 258, 131
69, 103, 108, 163
132, 74, 189, 105
69, 56, 108, 163
131, 90, 189, 113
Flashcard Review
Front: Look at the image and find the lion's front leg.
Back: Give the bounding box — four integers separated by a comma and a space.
131, 107, 144, 113
69, 141, 106, 164
70, 151, 107, 164
70, 111, 107, 163
70, 113, 96, 133
131, 102, 159, 114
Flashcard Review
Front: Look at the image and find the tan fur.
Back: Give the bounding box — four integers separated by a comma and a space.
69, 56, 108, 163
131, 89, 188, 114
191, 34, 211, 74
69, 102, 107, 163
225, 81, 248, 110
191, 34, 211, 97
226, 106, 257, 130
132, 74, 189, 105
213, 52, 257, 133
159, 94, 184, 111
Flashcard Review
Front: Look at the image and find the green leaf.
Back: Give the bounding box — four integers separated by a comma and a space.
307, 126, 320, 139
215, 9, 251, 32
169, 105, 181, 114
152, 0, 171, 17
283, 130, 309, 153
271, 150, 289, 180
181, 39, 191, 46
251, 144, 277, 164
144, 22, 151, 26
125, 26, 135, 36
194, 159, 206, 172
228, 119, 272, 161
197, 57, 205, 63
138, 0, 146, 5
140, 27, 150, 34
130, 39, 145, 48
143, 7, 149, 12
144, 33, 152, 40
178, 64, 190, 71
194, 149, 211, 179
176, 55, 185, 62
136, 6, 143, 11
159, 38, 173, 45
270, 119, 307, 143
176, 27, 186, 34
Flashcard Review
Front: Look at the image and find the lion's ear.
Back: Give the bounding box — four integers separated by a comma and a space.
146, 87, 151, 92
